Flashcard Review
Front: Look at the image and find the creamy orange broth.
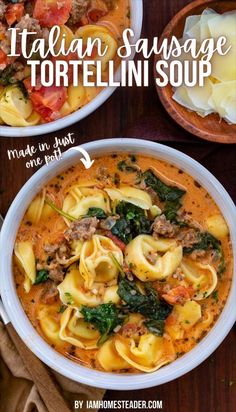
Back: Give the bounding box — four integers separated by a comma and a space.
14, 154, 233, 371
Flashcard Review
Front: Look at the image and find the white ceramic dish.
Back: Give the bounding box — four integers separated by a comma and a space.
0, 1, 143, 138
0, 138, 236, 390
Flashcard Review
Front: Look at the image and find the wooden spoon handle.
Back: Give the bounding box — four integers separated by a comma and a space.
6, 322, 72, 412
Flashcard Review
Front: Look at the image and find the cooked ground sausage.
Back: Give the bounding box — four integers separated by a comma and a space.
70, 0, 90, 24
177, 228, 199, 248
41, 281, 59, 304
0, 0, 6, 21
152, 214, 178, 238
64, 217, 99, 241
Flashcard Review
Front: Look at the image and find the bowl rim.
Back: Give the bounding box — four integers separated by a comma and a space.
0, 1, 143, 137
154, 0, 236, 144
0, 138, 236, 390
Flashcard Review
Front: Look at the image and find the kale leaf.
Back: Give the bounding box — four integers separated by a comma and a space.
118, 278, 172, 336
81, 303, 126, 345
86, 207, 107, 219
111, 201, 151, 244
143, 170, 186, 224
34, 270, 49, 285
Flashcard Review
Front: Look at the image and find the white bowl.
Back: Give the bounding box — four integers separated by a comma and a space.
0, 2, 143, 137
0, 138, 236, 390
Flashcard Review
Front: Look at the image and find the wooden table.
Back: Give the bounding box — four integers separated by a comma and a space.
0, 1, 235, 411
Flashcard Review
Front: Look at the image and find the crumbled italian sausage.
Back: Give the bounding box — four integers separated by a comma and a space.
152, 214, 178, 238
64, 217, 99, 241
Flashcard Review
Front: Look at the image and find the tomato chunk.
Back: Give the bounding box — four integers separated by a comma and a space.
0, 49, 7, 65
87, 0, 108, 22
162, 286, 194, 305
6, 3, 24, 26
105, 231, 126, 252
5, 4, 24, 26
24, 79, 67, 122
33, 0, 72, 27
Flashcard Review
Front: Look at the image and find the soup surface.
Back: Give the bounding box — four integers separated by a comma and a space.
14, 153, 233, 373
0, 0, 130, 126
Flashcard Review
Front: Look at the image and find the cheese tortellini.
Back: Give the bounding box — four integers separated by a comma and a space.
166, 300, 202, 340
205, 214, 229, 239
57, 264, 102, 307
125, 235, 183, 281
0, 86, 40, 127
75, 25, 118, 71
80, 235, 123, 289
26, 189, 54, 224
97, 333, 176, 372
14, 241, 36, 293
181, 258, 218, 300
62, 185, 110, 223
60, 307, 100, 349
105, 187, 153, 210
37, 304, 63, 347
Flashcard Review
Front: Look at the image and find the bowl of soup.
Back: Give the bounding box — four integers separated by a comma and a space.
0, 138, 235, 389
0, 0, 143, 137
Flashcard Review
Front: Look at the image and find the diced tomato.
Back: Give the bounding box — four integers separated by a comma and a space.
33, 0, 72, 27
0, 23, 6, 41
0, 49, 7, 65
24, 79, 67, 122
105, 231, 126, 252
87, 0, 108, 22
88, 8, 108, 22
6, 4, 24, 26
162, 286, 194, 305
165, 314, 176, 327
0, 49, 16, 68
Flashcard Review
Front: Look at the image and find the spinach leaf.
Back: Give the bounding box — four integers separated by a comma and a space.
163, 200, 182, 223
117, 160, 138, 173
81, 303, 126, 345
143, 170, 186, 224
111, 202, 151, 244
34, 270, 49, 285
184, 231, 225, 274
184, 232, 221, 254
144, 319, 165, 336
118, 278, 172, 336
0, 65, 16, 86
86, 207, 107, 219
143, 170, 186, 202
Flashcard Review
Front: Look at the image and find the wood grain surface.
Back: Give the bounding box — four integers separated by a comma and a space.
0, 1, 235, 411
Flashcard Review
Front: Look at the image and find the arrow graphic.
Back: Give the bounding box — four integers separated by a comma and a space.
68, 146, 94, 169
